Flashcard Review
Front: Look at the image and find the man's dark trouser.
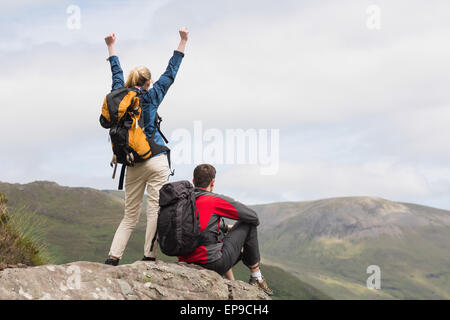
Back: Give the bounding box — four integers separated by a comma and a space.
201, 221, 260, 276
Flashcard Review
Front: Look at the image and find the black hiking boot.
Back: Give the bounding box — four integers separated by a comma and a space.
105, 258, 119, 266
249, 276, 274, 296
142, 256, 156, 262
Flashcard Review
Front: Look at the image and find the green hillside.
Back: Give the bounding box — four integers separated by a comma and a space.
255, 197, 450, 299
0, 181, 329, 300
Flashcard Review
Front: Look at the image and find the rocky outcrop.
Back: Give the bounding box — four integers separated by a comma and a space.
0, 260, 270, 300
0, 263, 28, 271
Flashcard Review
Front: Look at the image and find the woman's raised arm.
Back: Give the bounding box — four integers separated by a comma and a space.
146, 27, 188, 106
104, 33, 124, 91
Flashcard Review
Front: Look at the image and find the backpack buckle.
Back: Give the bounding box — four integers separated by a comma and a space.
126, 153, 135, 166
110, 154, 118, 179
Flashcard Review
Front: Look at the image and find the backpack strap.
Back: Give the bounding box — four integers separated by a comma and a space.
118, 164, 126, 190
154, 113, 169, 144
150, 113, 175, 177
150, 231, 158, 252
166, 149, 175, 178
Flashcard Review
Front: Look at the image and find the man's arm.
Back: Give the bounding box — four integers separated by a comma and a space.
146, 27, 188, 106
213, 194, 260, 226
104, 33, 124, 90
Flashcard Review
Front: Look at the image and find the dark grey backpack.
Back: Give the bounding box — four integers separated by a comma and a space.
156, 180, 203, 256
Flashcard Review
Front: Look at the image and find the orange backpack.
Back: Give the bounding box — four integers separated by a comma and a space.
100, 88, 152, 188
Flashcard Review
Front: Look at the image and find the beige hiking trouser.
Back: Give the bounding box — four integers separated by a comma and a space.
109, 154, 169, 259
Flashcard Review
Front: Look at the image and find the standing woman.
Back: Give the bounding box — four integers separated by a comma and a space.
104, 28, 189, 265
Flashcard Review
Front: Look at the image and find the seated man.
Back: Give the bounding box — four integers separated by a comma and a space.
178, 164, 273, 295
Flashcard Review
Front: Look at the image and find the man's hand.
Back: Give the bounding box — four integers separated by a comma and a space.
179, 27, 189, 42
104, 33, 116, 47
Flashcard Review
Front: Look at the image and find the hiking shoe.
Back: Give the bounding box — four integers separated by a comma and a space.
105, 258, 119, 266
249, 277, 274, 296
142, 256, 156, 262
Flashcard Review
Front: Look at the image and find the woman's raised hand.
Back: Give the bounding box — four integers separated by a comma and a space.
176, 27, 189, 54
179, 27, 189, 42
104, 33, 116, 47
105, 33, 117, 57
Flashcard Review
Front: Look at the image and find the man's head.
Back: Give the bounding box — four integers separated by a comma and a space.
193, 164, 216, 192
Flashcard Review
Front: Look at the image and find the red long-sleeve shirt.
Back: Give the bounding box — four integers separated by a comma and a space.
178, 188, 259, 264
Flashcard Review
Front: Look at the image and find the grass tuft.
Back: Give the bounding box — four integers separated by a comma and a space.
0, 193, 51, 266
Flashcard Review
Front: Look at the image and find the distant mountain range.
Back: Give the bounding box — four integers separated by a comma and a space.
254, 197, 450, 299
1, 180, 449, 299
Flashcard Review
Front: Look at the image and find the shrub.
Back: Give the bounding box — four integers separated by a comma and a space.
0, 193, 50, 266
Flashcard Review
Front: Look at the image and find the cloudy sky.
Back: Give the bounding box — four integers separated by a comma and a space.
1, 0, 450, 209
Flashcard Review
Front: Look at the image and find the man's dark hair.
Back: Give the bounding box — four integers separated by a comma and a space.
193, 164, 216, 188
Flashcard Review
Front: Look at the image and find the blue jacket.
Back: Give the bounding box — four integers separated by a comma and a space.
107, 51, 184, 155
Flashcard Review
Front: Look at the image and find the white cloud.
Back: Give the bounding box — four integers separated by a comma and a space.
1, 0, 450, 209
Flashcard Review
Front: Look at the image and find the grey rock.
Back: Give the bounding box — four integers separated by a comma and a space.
0, 260, 270, 300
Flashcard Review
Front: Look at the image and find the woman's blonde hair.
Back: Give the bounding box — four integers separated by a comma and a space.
125, 66, 151, 88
